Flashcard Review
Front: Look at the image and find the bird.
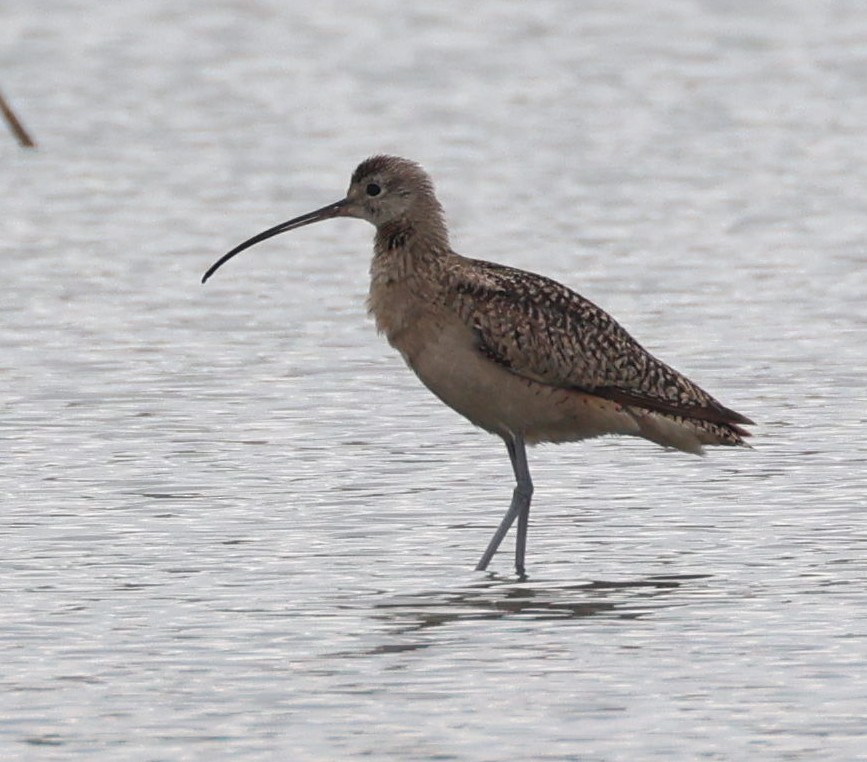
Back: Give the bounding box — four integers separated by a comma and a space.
202, 155, 753, 576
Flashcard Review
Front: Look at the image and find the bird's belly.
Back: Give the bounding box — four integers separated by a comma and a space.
399, 319, 641, 444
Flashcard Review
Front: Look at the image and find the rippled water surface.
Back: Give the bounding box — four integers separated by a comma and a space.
3, 1, 867, 759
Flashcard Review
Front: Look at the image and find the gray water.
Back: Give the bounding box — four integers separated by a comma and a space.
2, 1, 866, 759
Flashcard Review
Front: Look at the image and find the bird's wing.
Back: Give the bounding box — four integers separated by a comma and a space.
448, 258, 752, 428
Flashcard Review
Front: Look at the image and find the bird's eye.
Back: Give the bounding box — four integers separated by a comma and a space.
366, 182, 381, 197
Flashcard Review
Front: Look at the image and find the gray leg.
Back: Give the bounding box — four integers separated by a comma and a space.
475, 434, 534, 575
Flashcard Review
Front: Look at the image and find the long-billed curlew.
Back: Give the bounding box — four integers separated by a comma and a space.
203, 155, 753, 576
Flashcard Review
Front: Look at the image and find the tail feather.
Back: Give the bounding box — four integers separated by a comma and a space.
629, 407, 752, 455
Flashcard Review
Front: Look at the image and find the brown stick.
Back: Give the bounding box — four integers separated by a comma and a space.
0, 89, 36, 148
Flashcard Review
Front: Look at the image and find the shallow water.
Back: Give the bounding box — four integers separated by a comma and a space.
2, 1, 867, 759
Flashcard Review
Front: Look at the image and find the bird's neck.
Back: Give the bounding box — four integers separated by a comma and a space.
367, 214, 453, 349
371, 215, 450, 284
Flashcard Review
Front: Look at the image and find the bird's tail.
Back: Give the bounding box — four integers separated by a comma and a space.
630, 408, 752, 455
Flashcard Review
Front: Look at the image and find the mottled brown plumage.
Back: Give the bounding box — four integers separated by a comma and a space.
203, 154, 753, 575
446, 258, 752, 441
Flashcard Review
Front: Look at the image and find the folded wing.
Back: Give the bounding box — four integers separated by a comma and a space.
447, 258, 753, 432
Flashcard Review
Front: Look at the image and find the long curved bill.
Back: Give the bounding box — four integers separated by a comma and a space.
202, 198, 350, 283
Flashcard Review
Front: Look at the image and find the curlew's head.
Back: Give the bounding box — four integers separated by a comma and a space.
202, 155, 446, 283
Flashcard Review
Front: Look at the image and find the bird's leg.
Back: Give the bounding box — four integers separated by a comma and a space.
511, 436, 534, 575
475, 433, 534, 575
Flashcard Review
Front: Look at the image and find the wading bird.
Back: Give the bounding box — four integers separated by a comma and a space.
203, 156, 752, 575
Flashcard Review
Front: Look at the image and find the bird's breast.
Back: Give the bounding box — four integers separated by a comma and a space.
367, 276, 443, 362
